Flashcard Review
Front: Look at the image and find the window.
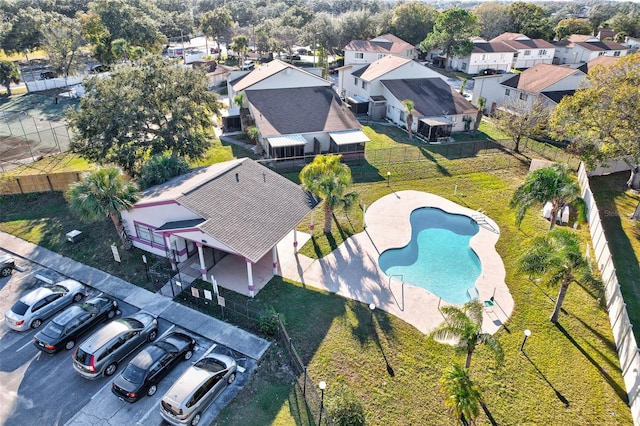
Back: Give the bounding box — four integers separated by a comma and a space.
377, 53, 385, 60
135, 224, 164, 245
399, 111, 405, 123
481, 54, 487, 61
519, 92, 528, 101
538, 49, 547, 56
524, 50, 531, 56
599, 51, 606, 56
354, 52, 364, 59
361, 80, 367, 89
354, 77, 357, 85
614, 51, 621, 57
505, 89, 510, 96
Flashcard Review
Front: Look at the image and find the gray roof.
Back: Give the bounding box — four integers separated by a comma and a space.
244, 87, 361, 138
380, 78, 477, 117
173, 159, 318, 263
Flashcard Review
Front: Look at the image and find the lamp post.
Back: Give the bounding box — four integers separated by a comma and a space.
318, 381, 326, 426
369, 303, 375, 325
521, 329, 531, 351
387, 171, 391, 187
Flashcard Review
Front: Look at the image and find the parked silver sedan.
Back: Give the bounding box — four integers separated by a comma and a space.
0, 253, 16, 277
4, 279, 86, 331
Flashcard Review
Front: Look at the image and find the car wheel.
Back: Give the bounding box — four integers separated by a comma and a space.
191, 413, 201, 426
31, 319, 42, 329
0, 267, 11, 277
104, 362, 117, 377
73, 293, 84, 302
147, 384, 157, 397
227, 372, 236, 384
147, 329, 158, 342
107, 309, 116, 319
184, 350, 193, 361
65, 340, 75, 351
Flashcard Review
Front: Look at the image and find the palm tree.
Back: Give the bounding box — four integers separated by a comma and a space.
431, 300, 504, 369
519, 228, 597, 323
231, 35, 249, 66
402, 99, 415, 139
299, 154, 358, 234
510, 164, 586, 231
65, 167, 140, 247
440, 364, 483, 425
473, 97, 485, 135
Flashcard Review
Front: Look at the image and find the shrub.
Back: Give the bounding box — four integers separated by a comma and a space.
326, 382, 365, 426
258, 306, 280, 337
137, 155, 189, 189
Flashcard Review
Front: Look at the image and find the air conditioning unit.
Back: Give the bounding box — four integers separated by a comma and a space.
66, 230, 83, 243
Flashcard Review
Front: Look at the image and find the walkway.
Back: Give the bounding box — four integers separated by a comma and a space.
277, 190, 514, 335
0, 231, 270, 360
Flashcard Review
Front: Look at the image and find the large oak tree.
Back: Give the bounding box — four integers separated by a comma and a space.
420, 9, 477, 70
66, 56, 221, 176
550, 54, 640, 209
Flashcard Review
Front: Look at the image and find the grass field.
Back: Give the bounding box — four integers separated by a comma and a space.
0, 123, 633, 425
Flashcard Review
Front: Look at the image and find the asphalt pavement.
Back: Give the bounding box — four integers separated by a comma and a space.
0, 231, 270, 361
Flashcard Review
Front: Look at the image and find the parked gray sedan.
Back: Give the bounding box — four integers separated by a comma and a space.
0, 253, 16, 277
4, 279, 86, 331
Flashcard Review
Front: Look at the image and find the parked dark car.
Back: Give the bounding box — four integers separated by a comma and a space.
89, 64, 110, 74
0, 253, 16, 277
33, 295, 118, 354
40, 71, 56, 79
112, 331, 196, 402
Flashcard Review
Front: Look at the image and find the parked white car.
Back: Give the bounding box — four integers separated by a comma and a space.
4, 279, 86, 331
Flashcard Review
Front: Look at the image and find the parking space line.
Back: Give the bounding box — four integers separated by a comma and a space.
16, 339, 34, 352
157, 324, 175, 340
91, 379, 114, 400
199, 342, 217, 360
137, 399, 161, 425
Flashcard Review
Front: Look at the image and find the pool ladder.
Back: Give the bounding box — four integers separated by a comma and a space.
471, 210, 500, 234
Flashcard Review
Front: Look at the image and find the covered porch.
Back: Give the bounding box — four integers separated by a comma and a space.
329, 129, 369, 159
266, 134, 306, 158
418, 116, 454, 142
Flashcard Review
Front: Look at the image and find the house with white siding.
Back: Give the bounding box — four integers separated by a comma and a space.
447, 38, 516, 74
554, 35, 628, 65
343, 34, 417, 66
227, 59, 368, 158
490, 33, 555, 69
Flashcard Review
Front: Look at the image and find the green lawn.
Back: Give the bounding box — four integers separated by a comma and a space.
0, 123, 632, 425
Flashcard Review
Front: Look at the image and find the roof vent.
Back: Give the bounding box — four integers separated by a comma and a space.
235, 173, 239, 182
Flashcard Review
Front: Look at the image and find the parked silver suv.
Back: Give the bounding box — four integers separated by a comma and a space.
72, 310, 158, 379
159, 353, 237, 425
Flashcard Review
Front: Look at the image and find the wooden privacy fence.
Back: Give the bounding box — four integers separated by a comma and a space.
0, 171, 82, 195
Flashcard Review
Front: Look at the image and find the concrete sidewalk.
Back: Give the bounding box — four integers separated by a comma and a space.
0, 232, 270, 360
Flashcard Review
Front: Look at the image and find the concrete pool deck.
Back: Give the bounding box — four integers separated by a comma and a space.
278, 190, 514, 335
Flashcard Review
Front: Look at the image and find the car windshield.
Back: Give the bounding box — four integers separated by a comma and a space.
48, 285, 67, 294
42, 322, 64, 338
11, 301, 29, 315
195, 358, 225, 373
119, 318, 144, 329
122, 364, 145, 384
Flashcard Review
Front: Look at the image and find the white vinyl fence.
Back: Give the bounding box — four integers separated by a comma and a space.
578, 162, 640, 426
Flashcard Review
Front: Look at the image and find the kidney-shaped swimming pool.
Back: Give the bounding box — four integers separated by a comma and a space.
378, 207, 480, 305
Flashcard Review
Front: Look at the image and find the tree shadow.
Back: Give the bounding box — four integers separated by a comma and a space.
555, 323, 628, 403
522, 352, 571, 407
481, 402, 499, 426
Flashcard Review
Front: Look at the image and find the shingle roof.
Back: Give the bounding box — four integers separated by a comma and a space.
352, 55, 412, 81
380, 78, 477, 117
344, 34, 414, 54
244, 86, 361, 137
577, 55, 621, 73
471, 42, 517, 54
232, 59, 327, 92
555, 35, 628, 52
490, 33, 554, 50
162, 159, 318, 263
540, 90, 575, 104
501, 63, 584, 92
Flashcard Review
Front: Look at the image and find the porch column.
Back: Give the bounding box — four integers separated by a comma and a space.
246, 259, 255, 298
293, 229, 298, 248
196, 242, 207, 280
165, 234, 176, 271
272, 246, 278, 274
309, 209, 315, 231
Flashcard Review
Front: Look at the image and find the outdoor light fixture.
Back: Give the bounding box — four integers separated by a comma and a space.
387, 171, 391, 187
521, 329, 532, 351
369, 303, 376, 324
318, 381, 327, 426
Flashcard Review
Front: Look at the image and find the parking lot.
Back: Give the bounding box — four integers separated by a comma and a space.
0, 254, 256, 426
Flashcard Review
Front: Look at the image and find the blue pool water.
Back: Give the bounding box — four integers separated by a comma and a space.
378, 207, 481, 305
